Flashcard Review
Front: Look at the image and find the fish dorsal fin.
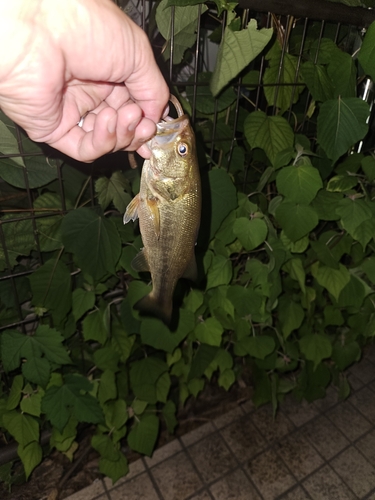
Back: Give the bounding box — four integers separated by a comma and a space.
182, 254, 198, 281
124, 194, 140, 224
146, 197, 161, 239
131, 249, 150, 273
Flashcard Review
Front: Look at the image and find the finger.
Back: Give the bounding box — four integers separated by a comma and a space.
49, 107, 118, 162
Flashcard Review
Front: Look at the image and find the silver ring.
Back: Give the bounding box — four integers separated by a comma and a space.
77, 112, 89, 128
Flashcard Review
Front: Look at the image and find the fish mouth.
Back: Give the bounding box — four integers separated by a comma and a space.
149, 115, 189, 147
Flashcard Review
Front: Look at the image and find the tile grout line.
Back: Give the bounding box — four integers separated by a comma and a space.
99, 478, 114, 500
141, 456, 166, 500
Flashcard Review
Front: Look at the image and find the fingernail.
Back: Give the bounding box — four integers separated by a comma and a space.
162, 105, 169, 118
107, 115, 117, 134
128, 117, 141, 132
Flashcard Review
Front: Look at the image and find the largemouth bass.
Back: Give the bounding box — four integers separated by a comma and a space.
123, 96, 201, 325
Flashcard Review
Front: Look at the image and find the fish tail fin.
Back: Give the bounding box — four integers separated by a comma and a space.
134, 293, 173, 326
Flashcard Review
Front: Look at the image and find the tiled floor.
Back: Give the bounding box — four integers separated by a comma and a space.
65, 345, 375, 500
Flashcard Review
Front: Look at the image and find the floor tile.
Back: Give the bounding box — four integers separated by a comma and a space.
364, 344, 375, 364
145, 439, 182, 467
220, 414, 266, 462
213, 406, 244, 429
245, 448, 296, 500
151, 451, 202, 500
347, 372, 364, 391
181, 422, 216, 447
188, 433, 238, 484
303, 414, 349, 460
276, 430, 324, 480
241, 399, 255, 413
303, 465, 356, 500
367, 490, 375, 500
281, 396, 319, 427
279, 485, 312, 499
103, 459, 145, 490
108, 472, 159, 500
209, 468, 261, 500
331, 446, 375, 498
357, 429, 375, 466
251, 405, 295, 444
349, 386, 375, 423
349, 358, 375, 384
326, 400, 372, 441
64, 479, 106, 500
189, 490, 213, 500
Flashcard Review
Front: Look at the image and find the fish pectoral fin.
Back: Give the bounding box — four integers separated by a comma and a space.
146, 197, 161, 239
131, 249, 150, 273
123, 194, 140, 224
182, 254, 198, 282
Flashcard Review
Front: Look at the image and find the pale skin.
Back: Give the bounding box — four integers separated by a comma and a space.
0, 0, 170, 161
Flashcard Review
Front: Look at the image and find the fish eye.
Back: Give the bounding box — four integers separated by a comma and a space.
177, 142, 188, 156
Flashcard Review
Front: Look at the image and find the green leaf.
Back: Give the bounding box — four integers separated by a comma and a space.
327, 50, 356, 98
34, 325, 71, 364
362, 155, 375, 182
283, 258, 306, 293
130, 357, 168, 404
188, 344, 218, 381
33, 193, 65, 252
93, 346, 120, 372
61, 208, 121, 280
92, 434, 121, 461
311, 190, 342, 220
239, 335, 275, 359
300, 61, 334, 102
95, 172, 131, 213
317, 97, 369, 164
0, 119, 24, 166
210, 19, 272, 96
127, 414, 159, 457
50, 416, 77, 452
98, 370, 117, 405
2, 411, 39, 447
42, 375, 103, 432
99, 451, 128, 484
156, 372, 171, 403
227, 285, 263, 319
206, 254, 233, 289
244, 111, 294, 166
233, 217, 268, 250
162, 400, 178, 434
276, 165, 322, 204
20, 388, 43, 417
18, 441, 42, 480
72, 288, 95, 321
218, 369, 236, 391
82, 310, 108, 344
0, 215, 35, 271
275, 201, 319, 241
311, 263, 351, 302
326, 174, 358, 192
278, 298, 305, 339
207, 169, 238, 240
335, 198, 372, 238
299, 334, 332, 368
156, 0, 208, 64
332, 340, 361, 371
22, 356, 50, 387
195, 317, 224, 347
185, 72, 236, 115
6, 375, 24, 411
263, 44, 304, 111
140, 310, 194, 353
104, 399, 127, 430
29, 259, 72, 325
358, 21, 375, 81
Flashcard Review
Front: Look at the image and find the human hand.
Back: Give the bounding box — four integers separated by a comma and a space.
0, 0, 169, 161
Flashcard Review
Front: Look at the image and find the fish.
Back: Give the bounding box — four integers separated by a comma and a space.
123, 96, 201, 325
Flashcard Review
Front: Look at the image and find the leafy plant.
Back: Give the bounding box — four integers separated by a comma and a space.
0, 0, 375, 486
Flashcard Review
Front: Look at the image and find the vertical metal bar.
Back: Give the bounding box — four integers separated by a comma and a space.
255, 12, 272, 111
169, 7, 175, 83
191, 4, 202, 124
272, 15, 291, 116
287, 17, 309, 123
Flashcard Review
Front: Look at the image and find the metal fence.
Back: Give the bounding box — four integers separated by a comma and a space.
0, 0, 372, 334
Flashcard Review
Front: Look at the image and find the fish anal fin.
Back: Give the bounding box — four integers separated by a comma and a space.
124, 194, 140, 224
182, 254, 198, 282
134, 293, 173, 326
131, 249, 150, 273
146, 197, 160, 239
